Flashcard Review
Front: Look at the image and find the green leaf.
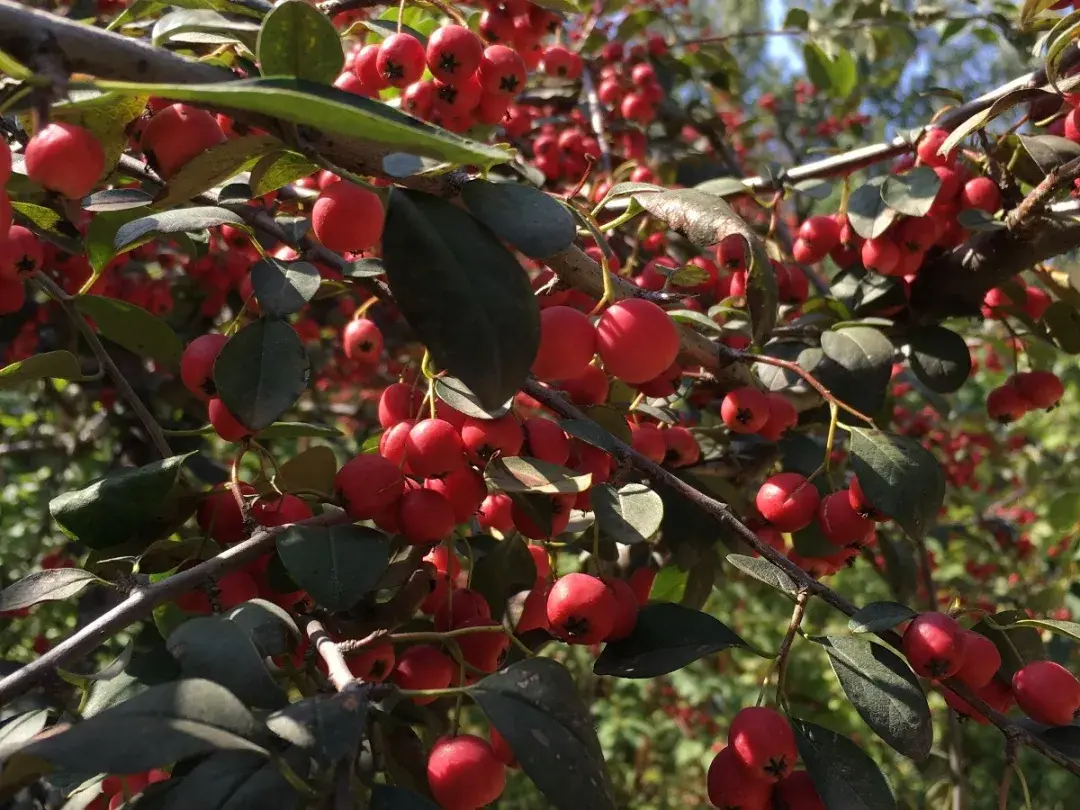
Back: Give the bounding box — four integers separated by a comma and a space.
1048, 490, 1080, 530
10, 201, 68, 237
817, 636, 931, 762
250, 258, 320, 316
0, 351, 83, 387
153, 134, 281, 208
1017, 133, 1080, 173
167, 617, 287, 710
156, 750, 266, 810
591, 483, 663, 545
971, 610, 1045, 679
249, 151, 319, 197
693, 177, 747, 197
226, 599, 300, 658
275, 445, 338, 496
92, 77, 510, 169
880, 166, 941, 218
803, 41, 857, 98
956, 207, 1004, 231
434, 376, 513, 420
1015, 617, 1080, 644
74, 295, 184, 370
485, 456, 592, 494
593, 602, 753, 679
1020, 0, 1061, 28
0, 569, 103, 612
818, 326, 894, 416
276, 524, 390, 612
461, 181, 576, 259
213, 318, 310, 431
470, 535, 537, 619
906, 325, 971, 393
113, 206, 247, 254
937, 88, 1046, 159
726, 553, 798, 594
847, 178, 898, 239
370, 786, 441, 810
648, 565, 687, 603
471, 659, 616, 810
1042, 300, 1080, 354
785, 7, 810, 28
847, 601, 918, 634
83, 189, 155, 212
152, 9, 261, 49
257, 0, 344, 84
848, 428, 945, 540
14, 679, 267, 774
49, 454, 192, 550
268, 686, 370, 767
382, 189, 539, 408
793, 718, 897, 810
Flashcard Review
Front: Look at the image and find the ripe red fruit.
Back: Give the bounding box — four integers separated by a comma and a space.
399, 487, 456, 544
944, 678, 1013, 724
511, 493, 574, 539
434, 75, 483, 115
541, 45, 583, 80
1012, 661, 1080, 725
334, 454, 406, 519
378, 382, 424, 427
663, 425, 700, 467
376, 33, 426, 88
523, 417, 571, 465
0, 139, 10, 184
0, 226, 43, 280
427, 735, 506, 809
342, 318, 383, 362
460, 414, 524, 463
208, 398, 251, 442
489, 727, 517, 768
180, 333, 228, 401
457, 618, 510, 672
0, 193, 10, 235
546, 573, 616, 644
604, 577, 639, 641
478, 44, 526, 96
392, 645, 453, 704
434, 587, 492, 631
818, 491, 874, 547
902, 612, 967, 679
916, 127, 956, 168
312, 181, 385, 254
406, 418, 467, 478
955, 630, 1001, 689
24, 122, 105, 198
595, 299, 679, 384
757, 393, 798, 441
427, 25, 483, 83
755, 473, 820, 533
1013, 370, 1064, 410
402, 81, 436, 118
721, 387, 771, 434
531, 305, 597, 381
959, 176, 1001, 213
798, 215, 841, 254
478, 493, 515, 533
986, 383, 1030, 423
347, 641, 395, 682
620, 93, 655, 125
251, 493, 312, 527
729, 706, 798, 782
630, 422, 667, 463
351, 43, 386, 92
861, 237, 901, 276
706, 745, 772, 809
847, 476, 885, 522
196, 484, 254, 544
773, 771, 825, 810
425, 467, 486, 524
141, 104, 225, 179
557, 364, 610, 406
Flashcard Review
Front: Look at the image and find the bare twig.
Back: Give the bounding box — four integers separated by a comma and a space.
1005, 154, 1080, 229
581, 67, 613, 175
303, 616, 355, 692
774, 589, 810, 697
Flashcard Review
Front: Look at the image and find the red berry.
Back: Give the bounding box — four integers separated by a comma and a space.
393, 645, 453, 704
663, 425, 700, 467
478, 493, 515, 534
406, 418, 466, 478
959, 176, 1001, 214
457, 618, 510, 672
986, 383, 1030, 423
180, 333, 228, 401
208, 398, 251, 442
558, 364, 610, 406
604, 577, 639, 641
379, 382, 424, 427
818, 491, 873, 547
342, 318, 383, 362
427, 734, 506, 809
426, 25, 483, 83
0, 193, 11, 234
531, 306, 598, 382
376, 33, 426, 88
944, 678, 1013, 724
0, 226, 43, 280
523, 417, 571, 465
402, 81, 437, 118
916, 127, 956, 168
628, 566, 655, 605
902, 612, 966, 679
546, 573, 616, 644
478, 44, 526, 96
434, 587, 492, 631
541, 45, 582, 80
861, 237, 901, 276
251, 493, 312, 528
141, 104, 225, 179
706, 745, 773, 809
620, 93, 655, 124
511, 493, 574, 539
847, 476, 885, 522
1012, 661, 1080, 725
312, 181, 385, 254
460, 414, 524, 463
757, 393, 798, 441
24, 122, 105, 198
773, 770, 825, 810
489, 727, 517, 768
1013, 370, 1064, 410
347, 641, 395, 682
334, 454, 406, 519
434, 75, 483, 115
0, 139, 10, 185
755, 473, 820, 533
630, 422, 666, 463
595, 299, 679, 384
426, 467, 486, 524
351, 43, 386, 92
196, 483, 254, 544
399, 487, 456, 544
728, 706, 798, 782
720, 387, 770, 434
955, 630, 1001, 690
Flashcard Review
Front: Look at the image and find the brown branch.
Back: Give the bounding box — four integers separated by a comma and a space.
1005, 155, 1080, 229
316, 0, 385, 18
775, 588, 810, 694
580, 67, 613, 175
303, 616, 355, 692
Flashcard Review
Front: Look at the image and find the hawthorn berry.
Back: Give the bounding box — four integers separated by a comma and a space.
141, 104, 225, 179
24, 122, 106, 198
944, 678, 1014, 725
0, 226, 43, 280
861, 237, 901, 276
557, 363, 610, 406
755, 473, 820, 533
427, 25, 483, 83
604, 577, 639, 641
460, 414, 524, 463
478, 44, 527, 96
379, 419, 415, 470
434, 587, 492, 631
180, 333, 228, 401
427, 735, 506, 809
773, 770, 825, 810
902, 612, 967, 679
546, 573, 616, 644
959, 176, 1001, 214
757, 393, 798, 442
457, 618, 510, 672
351, 43, 386, 92
523, 417, 571, 465
512, 493, 574, 539
706, 746, 773, 810
208, 398, 251, 442
378, 382, 424, 427
916, 127, 956, 168
818, 491, 874, 547
312, 181, 385, 254
376, 33, 426, 88
347, 641, 395, 682
955, 630, 1001, 689
334, 454, 406, 519
392, 645, 453, 704
425, 467, 486, 524
721, 387, 771, 434
1013, 370, 1064, 410
342, 318, 383, 362
405, 418, 467, 478
399, 487, 456, 544
434, 74, 483, 115
986, 383, 1030, 423
663, 425, 701, 467
196, 483, 254, 544
728, 706, 798, 782
478, 493, 515, 534
541, 45, 583, 80
630, 422, 667, 463
251, 493, 312, 527
847, 476, 885, 521
595, 299, 679, 384
1012, 661, 1080, 725
402, 81, 436, 118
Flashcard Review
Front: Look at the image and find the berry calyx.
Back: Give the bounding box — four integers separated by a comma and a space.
728, 706, 798, 782
720, 386, 770, 434
347, 641, 395, 682
180, 333, 228, 401
342, 318, 383, 363
545, 572, 616, 644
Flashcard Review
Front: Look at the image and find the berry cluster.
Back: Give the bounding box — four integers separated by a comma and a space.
85, 770, 171, 810
986, 369, 1065, 423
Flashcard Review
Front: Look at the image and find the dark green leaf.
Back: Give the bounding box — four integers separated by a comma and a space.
471, 659, 616, 810
113, 206, 247, 254
159, 751, 265, 810
0, 351, 83, 387
154, 134, 281, 208
793, 718, 897, 810
593, 602, 752, 678
82, 188, 154, 212
461, 180, 576, 259
667, 308, 723, 334
485, 456, 592, 494
847, 179, 898, 239
257, 0, 344, 84
213, 318, 310, 431
559, 418, 622, 455
267, 683, 371, 766
906, 325, 971, 393
726, 553, 797, 594
470, 535, 537, 619
370, 785, 441, 810
257, 421, 341, 439
382, 189, 538, 409
880, 166, 941, 218
956, 207, 1004, 230
74, 295, 184, 370
226, 599, 300, 658
152, 9, 260, 49
847, 601, 917, 634
848, 428, 945, 540
1048, 490, 1080, 530
218, 757, 299, 810
1042, 300, 1080, 354
434, 376, 512, 420
591, 483, 663, 545
971, 610, 1044, 680
938, 88, 1047, 158
49, 455, 192, 550
248, 151, 319, 197
0, 710, 50, 749
250, 259, 321, 316
818, 636, 932, 761
1017, 133, 1080, 173
1016, 617, 1080, 644
344, 257, 386, 278
85, 207, 154, 272
0, 569, 103, 611
275, 445, 338, 496
276, 523, 390, 612
803, 41, 857, 98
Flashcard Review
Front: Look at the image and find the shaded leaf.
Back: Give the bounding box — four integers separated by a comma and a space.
1014, 618, 1080, 644
485, 456, 591, 494
938, 89, 1047, 158
114, 206, 247, 254
1042, 300, 1080, 354
592, 483, 663, 545
847, 179, 898, 240
0, 710, 50, 749
154, 134, 281, 208
434, 376, 512, 420
847, 601, 918, 634
906, 325, 971, 394
267, 685, 369, 766
0, 569, 103, 612
793, 718, 897, 810
276, 523, 390, 611
226, 599, 300, 658
370, 785, 441, 810
275, 445, 338, 496
971, 610, 1045, 680
159, 751, 265, 810
725, 553, 797, 594
1017, 133, 1080, 173
462, 181, 576, 259
470, 535, 537, 619
257, 0, 344, 84
249, 151, 319, 197
250, 259, 321, 316
74, 295, 184, 370
880, 166, 941, 218
0, 351, 83, 387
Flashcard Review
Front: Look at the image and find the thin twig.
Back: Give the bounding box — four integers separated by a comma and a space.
774, 589, 810, 699
1005, 154, 1080, 229
581, 67, 613, 175
303, 616, 355, 692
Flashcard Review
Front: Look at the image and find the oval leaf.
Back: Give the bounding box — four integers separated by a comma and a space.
846, 179, 897, 240
434, 376, 512, 420
153, 134, 281, 208
818, 636, 932, 762
469, 535, 537, 620
906, 325, 971, 393
113, 206, 246, 253
971, 610, 1046, 679
257, 0, 344, 84
74, 296, 184, 370
250, 259, 321, 316
461, 181, 576, 259
880, 166, 941, 218
0, 351, 83, 387
793, 717, 897, 810
591, 483, 663, 545
275, 524, 390, 612
593, 602, 753, 678
485, 456, 592, 494
213, 318, 311, 431
725, 553, 798, 594
847, 601, 918, 634
249, 151, 319, 197
470, 659, 616, 810
0, 569, 103, 612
